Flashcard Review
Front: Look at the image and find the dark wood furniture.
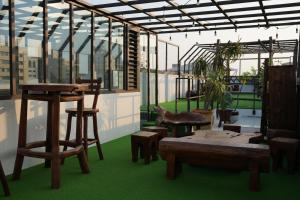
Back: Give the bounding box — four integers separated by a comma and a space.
63, 78, 103, 161
156, 106, 210, 137
159, 135, 270, 191
141, 126, 168, 141
269, 137, 299, 174
0, 161, 10, 196
223, 124, 241, 133
267, 65, 297, 131
131, 131, 159, 164
12, 84, 90, 189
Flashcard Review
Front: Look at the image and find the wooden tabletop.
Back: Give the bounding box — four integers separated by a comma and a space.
20, 83, 90, 92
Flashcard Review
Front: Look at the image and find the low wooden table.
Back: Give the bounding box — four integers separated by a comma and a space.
13, 84, 90, 189
159, 131, 270, 191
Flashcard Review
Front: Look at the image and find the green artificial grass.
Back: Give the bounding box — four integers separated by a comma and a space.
2, 135, 300, 200
141, 93, 261, 114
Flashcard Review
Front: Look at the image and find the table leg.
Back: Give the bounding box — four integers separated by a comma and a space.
249, 160, 260, 192
172, 125, 178, 138
0, 161, 10, 196
51, 97, 61, 189
13, 91, 28, 180
76, 94, 89, 174
45, 102, 53, 168
166, 153, 176, 179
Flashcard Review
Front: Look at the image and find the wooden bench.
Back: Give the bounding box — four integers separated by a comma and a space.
159, 137, 270, 191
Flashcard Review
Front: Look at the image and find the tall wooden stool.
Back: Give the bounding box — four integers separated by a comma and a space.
270, 137, 299, 174
13, 84, 89, 189
63, 78, 104, 161
131, 131, 159, 164
0, 161, 9, 196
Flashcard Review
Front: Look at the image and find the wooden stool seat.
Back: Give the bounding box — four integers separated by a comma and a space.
131, 131, 159, 164
270, 137, 299, 174
0, 161, 10, 196
141, 126, 168, 140
63, 78, 104, 161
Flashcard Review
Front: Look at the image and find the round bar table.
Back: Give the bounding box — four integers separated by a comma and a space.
12, 84, 90, 189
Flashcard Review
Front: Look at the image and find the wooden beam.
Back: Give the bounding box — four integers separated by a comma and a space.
210, 0, 237, 29
259, 0, 269, 27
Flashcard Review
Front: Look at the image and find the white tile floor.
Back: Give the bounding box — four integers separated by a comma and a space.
212, 109, 262, 133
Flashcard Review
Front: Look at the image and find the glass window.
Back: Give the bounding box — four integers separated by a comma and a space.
48, 2, 70, 83
15, 0, 44, 84
158, 41, 166, 71
73, 8, 91, 80
94, 15, 109, 89
140, 31, 148, 70
0, 0, 10, 94
111, 21, 124, 89
167, 44, 178, 72
149, 34, 156, 69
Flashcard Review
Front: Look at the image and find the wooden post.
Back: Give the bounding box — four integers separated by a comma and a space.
147, 32, 150, 120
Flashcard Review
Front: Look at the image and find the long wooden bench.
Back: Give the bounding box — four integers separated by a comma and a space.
159, 136, 270, 191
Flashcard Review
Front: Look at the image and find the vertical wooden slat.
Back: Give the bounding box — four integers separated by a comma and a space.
147, 32, 150, 120
155, 34, 158, 106
9, 0, 16, 96
91, 12, 95, 80
108, 18, 112, 91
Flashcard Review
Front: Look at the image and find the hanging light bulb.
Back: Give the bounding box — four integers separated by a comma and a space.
180, 15, 182, 20
169, 35, 172, 41
276, 27, 279, 39
214, 30, 217, 36
192, 21, 195, 27
235, 28, 237, 33
197, 0, 200, 6
185, 32, 188, 39
199, 30, 201, 35
296, 27, 298, 34
258, 23, 260, 29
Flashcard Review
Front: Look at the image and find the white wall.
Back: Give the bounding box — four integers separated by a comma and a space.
140, 71, 189, 105
0, 92, 140, 175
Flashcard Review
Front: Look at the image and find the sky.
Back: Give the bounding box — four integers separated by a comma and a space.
86, 0, 300, 73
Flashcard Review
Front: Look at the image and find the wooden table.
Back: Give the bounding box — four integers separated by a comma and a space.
162, 112, 211, 137
159, 130, 270, 191
13, 84, 90, 189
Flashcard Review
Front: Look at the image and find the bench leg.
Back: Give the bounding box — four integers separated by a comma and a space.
131, 138, 138, 162
0, 161, 10, 196
166, 154, 176, 179
286, 149, 297, 174
151, 141, 158, 161
249, 161, 260, 192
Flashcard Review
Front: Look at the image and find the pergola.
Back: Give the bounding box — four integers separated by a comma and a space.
83, 0, 300, 34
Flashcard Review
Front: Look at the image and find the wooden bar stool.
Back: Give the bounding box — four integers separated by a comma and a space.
63, 78, 103, 161
0, 161, 10, 196
13, 84, 89, 189
131, 131, 159, 164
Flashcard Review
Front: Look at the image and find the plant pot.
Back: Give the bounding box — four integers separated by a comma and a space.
217, 109, 233, 127
192, 109, 214, 130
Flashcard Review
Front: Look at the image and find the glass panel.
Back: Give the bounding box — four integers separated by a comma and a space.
15, 0, 44, 84
140, 31, 148, 69
149, 34, 156, 69
94, 15, 109, 89
0, 0, 10, 94
73, 8, 91, 80
158, 41, 166, 71
48, 2, 70, 83
111, 21, 124, 89
167, 44, 178, 71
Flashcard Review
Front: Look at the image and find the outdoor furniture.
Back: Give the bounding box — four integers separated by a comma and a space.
269, 137, 299, 174
131, 131, 159, 164
159, 131, 270, 191
141, 126, 168, 143
0, 161, 10, 196
12, 84, 90, 189
63, 78, 103, 161
156, 106, 210, 137
223, 124, 241, 133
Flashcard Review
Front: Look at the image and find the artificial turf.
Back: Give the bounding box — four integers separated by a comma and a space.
2, 135, 300, 200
